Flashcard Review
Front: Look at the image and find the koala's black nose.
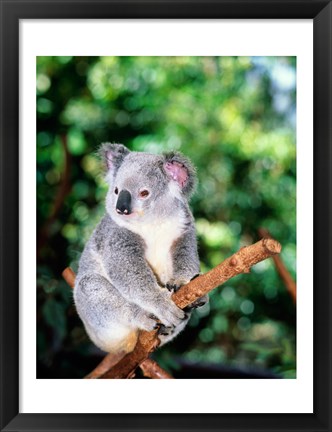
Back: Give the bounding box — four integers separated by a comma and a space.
116, 189, 132, 215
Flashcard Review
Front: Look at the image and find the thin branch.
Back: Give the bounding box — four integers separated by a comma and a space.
38, 134, 72, 258
258, 228, 296, 303
63, 237, 281, 379
85, 352, 127, 379
62, 267, 76, 290
139, 358, 174, 379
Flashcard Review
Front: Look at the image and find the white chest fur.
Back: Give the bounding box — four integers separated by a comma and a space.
130, 216, 185, 285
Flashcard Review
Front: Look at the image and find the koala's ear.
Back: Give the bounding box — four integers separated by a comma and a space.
99, 143, 130, 173
163, 151, 197, 197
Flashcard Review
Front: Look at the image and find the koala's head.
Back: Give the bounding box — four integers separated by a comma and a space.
99, 143, 196, 225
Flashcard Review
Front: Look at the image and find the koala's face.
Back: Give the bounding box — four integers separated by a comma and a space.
108, 153, 170, 223
99, 143, 196, 226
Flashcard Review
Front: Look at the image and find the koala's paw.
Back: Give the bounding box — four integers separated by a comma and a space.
165, 273, 201, 293
165, 276, 193, 293
184, 294, 209, 312
151, 290, 187, 328
165, 282, 181, 293
134, 311, 160, 332
156, 323, 175, 336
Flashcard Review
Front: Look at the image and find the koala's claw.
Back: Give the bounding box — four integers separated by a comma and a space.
157, 324, 174, 336
184, 294, 209, 312
166, 283, 179, 293
166, 274, 200, 293
196, 301, 206, 307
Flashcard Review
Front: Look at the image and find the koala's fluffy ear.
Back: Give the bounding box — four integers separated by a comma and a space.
163, 151, 197, 197
99, 143, 130, 174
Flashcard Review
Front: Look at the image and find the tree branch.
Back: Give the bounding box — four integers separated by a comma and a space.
63, 237, 281, 379
38, 134, 72, 258
258, 228, 296, 303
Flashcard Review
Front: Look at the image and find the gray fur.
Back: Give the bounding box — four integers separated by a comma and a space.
74, 143, 207, 354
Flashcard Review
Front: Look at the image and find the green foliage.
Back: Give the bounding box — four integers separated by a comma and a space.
37, 56, 296, 378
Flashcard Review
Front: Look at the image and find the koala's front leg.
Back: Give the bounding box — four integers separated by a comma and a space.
167, 227, 208, 309
104, 228, 186, 329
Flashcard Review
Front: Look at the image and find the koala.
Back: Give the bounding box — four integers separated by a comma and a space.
74, 143, 207, 356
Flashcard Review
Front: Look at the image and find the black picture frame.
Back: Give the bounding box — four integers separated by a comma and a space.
1, 1, 331, 431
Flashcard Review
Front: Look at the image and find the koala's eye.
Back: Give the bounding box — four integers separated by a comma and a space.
114, 187, 119, 195
139, 189, 150, 198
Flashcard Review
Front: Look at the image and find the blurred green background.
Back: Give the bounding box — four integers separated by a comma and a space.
37, 56, 296, 379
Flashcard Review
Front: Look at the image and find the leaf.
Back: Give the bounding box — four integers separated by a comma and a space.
42, 298, 67, 342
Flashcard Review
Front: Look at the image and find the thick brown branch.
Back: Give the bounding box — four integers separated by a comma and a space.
63, 237, 281, 379
100, 331, 160, 379
171, 237, 281, 309
258, 228, 296, 303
